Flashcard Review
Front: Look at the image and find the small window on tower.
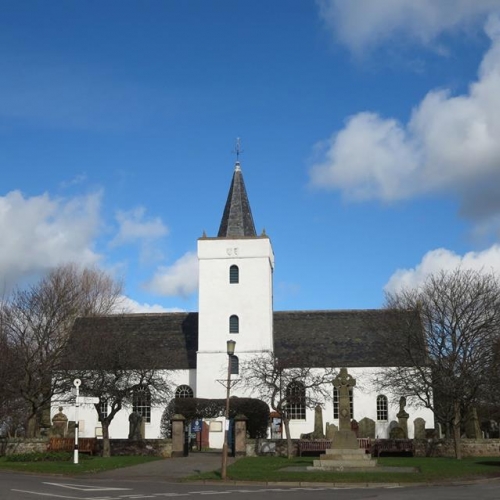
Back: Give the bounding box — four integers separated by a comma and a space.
229, 315, 239, 333
230, 265, 239, 284
230, 355, 239, 375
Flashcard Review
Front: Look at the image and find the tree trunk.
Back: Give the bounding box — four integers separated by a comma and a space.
453, 401, 462, 460
102, 422, 111, 457
283, 416, 293, 459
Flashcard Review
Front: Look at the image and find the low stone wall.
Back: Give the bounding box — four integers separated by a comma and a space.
414, 438, 500, 457
247, 439, 299, 457
102, 439, 172, 458
0, 438, 48, 456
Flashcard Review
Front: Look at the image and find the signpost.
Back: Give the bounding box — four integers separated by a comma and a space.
73, 379, 81, 464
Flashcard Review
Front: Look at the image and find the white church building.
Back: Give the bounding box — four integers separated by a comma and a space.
53, 160, 434, 447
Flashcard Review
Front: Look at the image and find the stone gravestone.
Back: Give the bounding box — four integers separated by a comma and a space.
128, 412, 143, 440
397, 397, 409, 438
358, 417, 376, 439
51, 407, 68, 437
310, 368, 377, 470
311, 405, 325, 439
325, 422, 338, 440
413, 417, 426, 439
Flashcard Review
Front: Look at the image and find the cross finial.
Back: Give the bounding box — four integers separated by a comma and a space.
233, 137, 243, 163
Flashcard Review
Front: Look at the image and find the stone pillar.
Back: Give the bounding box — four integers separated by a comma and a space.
171, 414, 186, 458
311, 405, 325, 439
234, 414, 248, 456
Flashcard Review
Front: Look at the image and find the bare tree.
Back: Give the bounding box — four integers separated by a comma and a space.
60, 317, 173, 457
0, 264, 122, 437
242, 351, 336, 458
377, 268, 500, 459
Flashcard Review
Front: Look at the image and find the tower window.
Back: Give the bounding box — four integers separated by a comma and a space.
229, 315, 239, 333
229, 265, 239, 284
230, 355, 239, 375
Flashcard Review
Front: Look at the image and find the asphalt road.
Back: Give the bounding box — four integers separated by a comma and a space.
1, 472, 500, 500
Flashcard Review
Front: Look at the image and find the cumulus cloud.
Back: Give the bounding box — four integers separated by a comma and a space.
0, 190, 102, 291
114, 295, 184, 313
144, 252, 198, 297
318, 0, 500, 54
384, 244, 500, 294
111, 207, 168, 246
310, 16, 500, 228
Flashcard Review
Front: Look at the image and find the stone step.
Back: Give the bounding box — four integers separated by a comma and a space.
319, 454, 373, 461
323, 448, 366, 457
312, 458, 378, 468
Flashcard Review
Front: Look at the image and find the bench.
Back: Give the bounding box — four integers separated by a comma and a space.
48, 437, 97, 455
371, 439, 414, 457
297, 438, 372, 456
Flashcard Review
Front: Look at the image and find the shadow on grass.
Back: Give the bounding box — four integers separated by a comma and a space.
476, 461, 500, 467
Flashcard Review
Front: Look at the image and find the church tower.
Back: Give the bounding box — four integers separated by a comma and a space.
196, 160, 275, 398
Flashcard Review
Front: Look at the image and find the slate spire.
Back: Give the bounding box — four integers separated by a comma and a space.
217, 161, 257, 238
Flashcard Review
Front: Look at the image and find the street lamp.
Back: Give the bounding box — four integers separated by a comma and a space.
221, 339, 236, 480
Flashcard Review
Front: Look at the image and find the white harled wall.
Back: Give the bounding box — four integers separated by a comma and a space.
51, 369, 194, 440
278, 367, 435, 439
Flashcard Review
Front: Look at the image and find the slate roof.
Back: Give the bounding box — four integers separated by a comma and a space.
273, 309, 422, 368
217, 162, 257, 238
70, 313, 198, 370
67, 309, 422, 370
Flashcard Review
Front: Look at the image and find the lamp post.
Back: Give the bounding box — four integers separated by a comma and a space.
221, 339, 236, 480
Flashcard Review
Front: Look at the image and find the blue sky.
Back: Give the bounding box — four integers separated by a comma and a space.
2, 0, 500, 313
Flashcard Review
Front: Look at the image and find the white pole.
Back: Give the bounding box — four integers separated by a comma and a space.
73, 379, 81, 465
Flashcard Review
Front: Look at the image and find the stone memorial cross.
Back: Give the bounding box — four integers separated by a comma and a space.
333, 367, 356, 431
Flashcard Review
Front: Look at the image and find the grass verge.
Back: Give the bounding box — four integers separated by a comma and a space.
187, 456, 500, 484
0, 455, 161, 475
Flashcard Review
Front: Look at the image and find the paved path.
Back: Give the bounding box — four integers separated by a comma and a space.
94, 451, 236, 482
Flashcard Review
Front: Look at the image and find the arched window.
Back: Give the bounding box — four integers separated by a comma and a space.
229, 315, 239, 333
377, 395, 388, 421
133, 386, 151, 423
333, 386, 354, 419
284, 381, 306, 420
230, 355, 239, 375
175, 385, 194, 398
229, 265, 239, 284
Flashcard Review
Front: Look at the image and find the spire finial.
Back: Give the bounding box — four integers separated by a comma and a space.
233, 137, 243, 164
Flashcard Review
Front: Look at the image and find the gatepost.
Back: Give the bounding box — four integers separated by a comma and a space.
234, 414, 248, 456
171, 414, 186, 457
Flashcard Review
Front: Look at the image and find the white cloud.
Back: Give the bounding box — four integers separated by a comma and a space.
384, 244, 500, 294
144, 252, 198, 297
114, 295, 184, 313
111, 207, 168, 246
310, 17, 500, 227
318, 0, 500, 54
0, 190, 102, 291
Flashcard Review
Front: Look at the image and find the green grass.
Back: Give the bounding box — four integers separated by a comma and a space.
188, 456, 500, 484
0, 454, 162, 475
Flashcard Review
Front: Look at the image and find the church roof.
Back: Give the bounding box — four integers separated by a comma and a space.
217, 162, 257, 238
67, 309, 421, 370
273, 309, 422, 368
69, 313, 198, 370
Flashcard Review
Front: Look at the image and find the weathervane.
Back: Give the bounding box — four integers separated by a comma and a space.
233, 137, 243, 162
